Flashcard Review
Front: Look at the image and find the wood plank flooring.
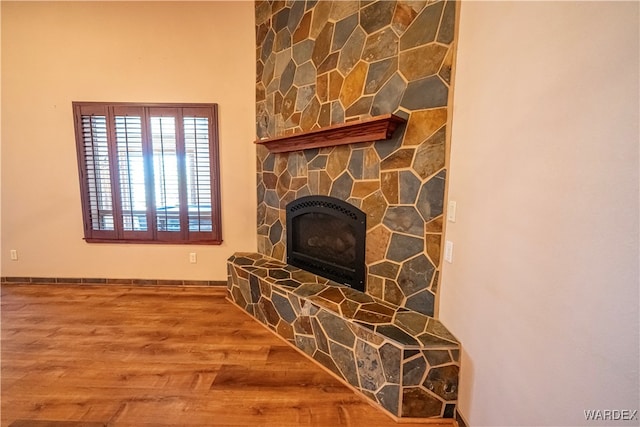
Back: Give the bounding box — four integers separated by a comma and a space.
1, 284, 454, 427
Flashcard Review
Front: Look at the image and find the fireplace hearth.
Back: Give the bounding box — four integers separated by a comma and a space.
286, 195, 366, 292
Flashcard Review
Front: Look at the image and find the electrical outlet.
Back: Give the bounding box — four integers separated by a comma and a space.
10, 250, 18, 261
447, 201, 457, 222
189, 252, 197, 264
444, 241, 454, 263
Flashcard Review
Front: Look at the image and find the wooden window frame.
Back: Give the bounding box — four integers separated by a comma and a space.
73, 102, 222, 245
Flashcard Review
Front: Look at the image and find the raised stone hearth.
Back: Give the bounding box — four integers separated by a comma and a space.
227, 252, 460, 420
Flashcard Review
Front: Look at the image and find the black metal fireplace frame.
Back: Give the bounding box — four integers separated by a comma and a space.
286, 195, 366, 292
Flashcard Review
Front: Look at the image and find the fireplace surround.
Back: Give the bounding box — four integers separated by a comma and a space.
286, 195, 366, 291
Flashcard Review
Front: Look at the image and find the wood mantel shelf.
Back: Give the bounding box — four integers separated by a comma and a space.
254, 113, 407, 153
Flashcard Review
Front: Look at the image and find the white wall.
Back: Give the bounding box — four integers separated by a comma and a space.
442, 2, 639, 426
1, 2, 256, 281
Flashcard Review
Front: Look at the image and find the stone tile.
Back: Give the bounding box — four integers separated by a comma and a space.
354, 309, 392, 324
337, 27, 366, 75
439, 46, 453, 85
383, 206, 424, 237
249, 275, 262, 303
261, 29, 275, 63
368, 260, 400, 279
294, 282, 326, 297
317, 51, 339, 75
352, 180, 380, 198
425, 234, 441, 266
424, 365, 459, 400
365, 224, 391, 264
330, 341, 360, 388
318, 102, 331, 128
392, 1, 418, 35
340, 298, 360, 318
356, 339, 386, 391
275, 28, 292, 52
377, 384, 400, 415
340, 60, 368, 109
380, 171, 399, 204
312, 22, 334, 66
292, 10, 312, 44
348, 148, 364, 179
398, 170, 421, 204
380, 343, 401, 383
397, 254, 434, 295
371, 72, 406, 116
362, 146, 379, 179
296, 84, 316, 111
313, 349, 343, 379
279, 59, 296, 94
319, 170, 333, 194
404, 108, 447, 145
292, 38, 314, 65
374, 121, 405, 160
311, 316, 330, 354
384, 279, 405, 306
331, 101, 345, 125
273, 4, 290, 32
416, 170, 446, 221
402, 387, 444, 418
326, 146, 350, 179
406, 290, 435, 317
287, 0, 306, 33
367, 275, 384, 299
395, 311, 428, 336
272, 292, 297, 323
319, 286, 346, 304
281, 86, 297, 120
387, 233, 423, 262
332, 13, 359, 52
330, 171, 354, 200
255, 0, 271, 26
425, 318, 458, 342
295, 334, 317, 357
424, 350, 452, 367
360, 0, 395, 34
376, 324, 419, 346
413, 126, 446, 179
294, 60, 317, 87
300, 96, 321, 131
437, 0, 456, 44
258, 297, 281, 327
399, 43, 448, 81
328, 70, 344, 101
310, 0, 332, 39
318, 310, 356, 347
277, 320, 295, 341
362, 27, 399, 63
400, 75, 448, 110
329, 0, 359, 21
399, 1, 444, 51
361, 190, 387, 229
403, 355, 427, 386
380, 148, 415, 170
364, 57, 398, 94
344, 96, 373, 118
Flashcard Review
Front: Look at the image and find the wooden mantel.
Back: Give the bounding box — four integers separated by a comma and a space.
254, 114, 407, 153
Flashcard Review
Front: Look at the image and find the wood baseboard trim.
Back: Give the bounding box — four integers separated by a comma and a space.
1, 276, 227, 287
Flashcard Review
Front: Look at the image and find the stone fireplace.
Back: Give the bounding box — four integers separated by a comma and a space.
228, 0, 461, 421
286, 195, 366, 291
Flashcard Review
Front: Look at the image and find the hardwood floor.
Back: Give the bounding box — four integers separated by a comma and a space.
1, 284, 454, 427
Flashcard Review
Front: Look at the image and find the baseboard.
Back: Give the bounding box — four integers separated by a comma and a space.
1, 276, 227, 287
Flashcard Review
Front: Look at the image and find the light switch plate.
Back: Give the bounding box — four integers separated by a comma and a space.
447, 201, 457, 222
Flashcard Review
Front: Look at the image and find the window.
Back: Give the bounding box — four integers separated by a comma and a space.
73, 102, 222, 244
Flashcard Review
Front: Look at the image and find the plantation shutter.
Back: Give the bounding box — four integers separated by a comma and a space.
73, 102, 221, 244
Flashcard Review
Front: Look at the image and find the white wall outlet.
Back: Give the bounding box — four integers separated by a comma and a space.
189, 252, 197, 264
10, 250, 18, 261
447, 201, 457, 222
444, 240, 454, 263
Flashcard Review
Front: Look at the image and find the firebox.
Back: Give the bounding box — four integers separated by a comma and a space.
286, 196, 366, 292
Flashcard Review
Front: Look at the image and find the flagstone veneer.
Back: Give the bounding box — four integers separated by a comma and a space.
248, 0, 461, 420
255, 0, 456, 318
228, 253, 460, 419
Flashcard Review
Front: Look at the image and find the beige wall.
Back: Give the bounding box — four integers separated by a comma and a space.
442, 1, 639, 426
1, 1, 256, 280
